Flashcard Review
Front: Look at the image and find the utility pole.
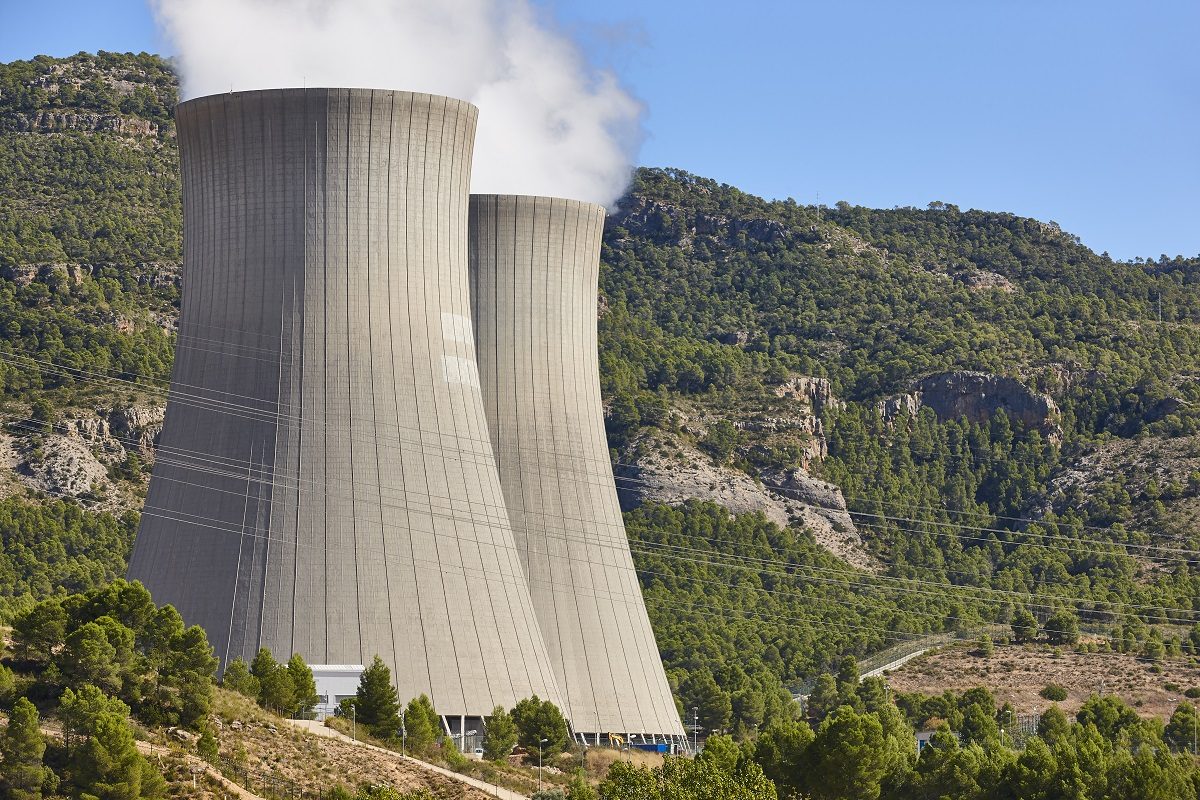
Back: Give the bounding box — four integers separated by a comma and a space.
692, 707, 698, 754
401, 706, 407, 757
539, 738, 548, 790
351, 704, 356, 742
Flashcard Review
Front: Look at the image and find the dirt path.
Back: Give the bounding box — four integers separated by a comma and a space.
137, 740, 265, 800
28, 722, 264, 800
286, 719, 528, 800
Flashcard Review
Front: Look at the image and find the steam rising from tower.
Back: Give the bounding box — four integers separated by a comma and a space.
150, 0, 643, 207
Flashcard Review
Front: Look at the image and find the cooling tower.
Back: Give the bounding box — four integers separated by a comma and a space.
127, 89, 564, 721
469, 194, 686, 744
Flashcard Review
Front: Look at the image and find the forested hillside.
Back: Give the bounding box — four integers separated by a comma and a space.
2, 52, 1200, 741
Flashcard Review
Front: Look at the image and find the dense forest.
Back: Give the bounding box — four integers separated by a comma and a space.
1, 51, 1200, 758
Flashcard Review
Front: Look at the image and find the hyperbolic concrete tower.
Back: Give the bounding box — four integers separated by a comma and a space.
127, 89, 564, 719
469, 194, 686, 743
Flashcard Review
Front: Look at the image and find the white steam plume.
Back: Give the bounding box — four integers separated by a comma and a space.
150, 0, 642, 207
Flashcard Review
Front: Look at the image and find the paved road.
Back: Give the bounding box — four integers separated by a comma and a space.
860, 647, 934, 680
793, 646, 937, 702
287, 719, 529, 800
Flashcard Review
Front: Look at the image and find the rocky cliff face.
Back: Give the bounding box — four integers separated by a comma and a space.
880, 371, 1061, 440
617, 430, 877, 571
4, 404, 164, 509
775, 375, 840, 414
3, 110, 160, 137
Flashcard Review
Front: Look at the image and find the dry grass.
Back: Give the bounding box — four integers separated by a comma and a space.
583, 745, 665, 781
18, 686, 669, 798
203, 689, 495, 798
886, 642, 1200, 720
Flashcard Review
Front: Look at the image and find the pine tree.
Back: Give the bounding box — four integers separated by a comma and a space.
249, 647, 279, 683
402, 694, 439, 750
59, 685, 130, 757
257, 664, 295, 716
70, 710, 165, 800
220, 657, 260, 698
482, 706, 517, 761
356, 656, 401, 739
1011, 608, 1039, 643
1, 697, 54, 800
197, 725, 219, 763
287, 653, 319, 718
166, 625, 217, 726
567, 770, 597, 800
11, 599, 67, 664
511, 696, 569, 760
249, 648, 294, 715
62, 622, 120, 694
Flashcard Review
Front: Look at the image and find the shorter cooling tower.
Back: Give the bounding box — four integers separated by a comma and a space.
469, 194, 686, 744
128, 89, 564, 723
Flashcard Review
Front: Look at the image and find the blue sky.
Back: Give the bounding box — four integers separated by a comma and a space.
2, 0, 1196, 260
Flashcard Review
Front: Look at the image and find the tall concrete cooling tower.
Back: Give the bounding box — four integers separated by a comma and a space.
469, 194, 686, 745
127, 89, 563, 721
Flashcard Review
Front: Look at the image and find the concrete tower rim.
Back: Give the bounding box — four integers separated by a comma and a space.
469, 193, 606, 219
176, 88, 479, 119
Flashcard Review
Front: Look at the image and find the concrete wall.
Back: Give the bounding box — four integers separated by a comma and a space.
127, 89, 563, 719
468, 194, 685, 741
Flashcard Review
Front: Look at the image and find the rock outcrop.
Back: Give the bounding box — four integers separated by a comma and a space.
618, 432, 877, 571
9, 403, 165, 504
55, 404, 164, 462
774, 375, 840, 414
4, 110, 160, 137
879, 371, 1061, 440
20, 435, 109, 498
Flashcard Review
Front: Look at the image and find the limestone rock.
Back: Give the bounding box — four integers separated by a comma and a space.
22, 435, 108, 498
4, 110, 159, 137
774, 375, 840, 414
878, 393, 921, 421
108, 404, 165, 454
878, 371, 1061, 441
618, 432, 876, 571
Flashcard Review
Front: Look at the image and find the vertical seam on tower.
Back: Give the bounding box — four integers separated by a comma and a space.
258, 95, 276, 656
542, 199, 574, 720
290, 89, 307, 657
507, 196, 541, 696
477, 194, 516, 702
403, 92, 436, 700
322, 89, 331, 664
227, 440, 253, 663
347, 89, 363, 661
449, 116, 499, 711
565, 200, 614, 736
373, 89, 400, 694
431, 95, 469, 715
491, 195, 532, 703
531, 199, 570, 710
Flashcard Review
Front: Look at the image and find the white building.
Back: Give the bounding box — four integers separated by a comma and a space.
310, 665, 364, 720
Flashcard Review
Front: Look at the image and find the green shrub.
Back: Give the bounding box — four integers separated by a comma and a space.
1039, 684, 1068, 701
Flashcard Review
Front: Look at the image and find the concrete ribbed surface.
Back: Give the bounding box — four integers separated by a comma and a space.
128, 89, 563, 719
469, 194, 685, 741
